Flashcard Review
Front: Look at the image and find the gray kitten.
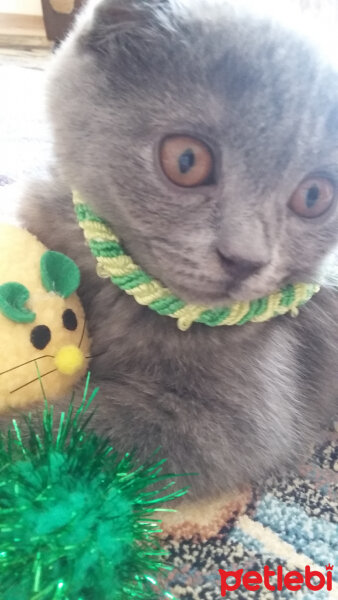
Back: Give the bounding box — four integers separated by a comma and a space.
18, 0, 338, 499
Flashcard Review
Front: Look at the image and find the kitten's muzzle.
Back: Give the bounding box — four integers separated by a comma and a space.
216, 249, 266, 282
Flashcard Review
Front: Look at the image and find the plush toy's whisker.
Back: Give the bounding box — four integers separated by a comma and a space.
0, 356, 54, 377
85, 352, 105, 360
10, 369, 57, 394
78, 316, 87, 349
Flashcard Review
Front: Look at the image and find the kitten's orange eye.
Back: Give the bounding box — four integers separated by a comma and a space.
289, 177, 335, 218
160, 135, 214, 187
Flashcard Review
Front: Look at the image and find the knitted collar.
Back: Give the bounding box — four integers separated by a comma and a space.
73, 192, 320, 332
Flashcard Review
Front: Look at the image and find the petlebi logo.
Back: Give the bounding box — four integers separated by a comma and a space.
219, 564, 334, 596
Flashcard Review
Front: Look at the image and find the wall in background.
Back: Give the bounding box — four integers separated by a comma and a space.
0, 0, 42, 16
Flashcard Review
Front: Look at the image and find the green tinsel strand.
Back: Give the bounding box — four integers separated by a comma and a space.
0, 374, 188, 600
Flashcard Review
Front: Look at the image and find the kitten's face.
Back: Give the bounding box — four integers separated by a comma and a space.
48, 0, 338, 304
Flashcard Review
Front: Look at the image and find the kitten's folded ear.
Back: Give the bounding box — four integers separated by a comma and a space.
93, 0, 148, 32
82, 0, 172, 53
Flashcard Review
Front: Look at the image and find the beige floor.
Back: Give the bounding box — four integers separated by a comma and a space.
0, 13, 50, 52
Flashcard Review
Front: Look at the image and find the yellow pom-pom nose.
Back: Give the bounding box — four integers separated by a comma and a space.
54, 345, 85, 376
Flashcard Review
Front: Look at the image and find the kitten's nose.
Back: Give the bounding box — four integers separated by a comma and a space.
217, 249, 265, 280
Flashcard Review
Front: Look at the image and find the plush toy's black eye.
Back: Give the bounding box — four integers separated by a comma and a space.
63, 309, 78, 331
31, 325, 51, 350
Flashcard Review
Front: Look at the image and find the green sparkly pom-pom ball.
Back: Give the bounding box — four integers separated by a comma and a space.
0, 374, 187, 600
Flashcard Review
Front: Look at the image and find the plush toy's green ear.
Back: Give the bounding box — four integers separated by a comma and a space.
41, 251, 81, 298
0, 282, 36, 323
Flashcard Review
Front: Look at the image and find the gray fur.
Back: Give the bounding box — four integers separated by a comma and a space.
16, 0, 338, 498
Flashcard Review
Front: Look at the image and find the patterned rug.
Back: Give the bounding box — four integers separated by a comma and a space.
164, 429, 338, 599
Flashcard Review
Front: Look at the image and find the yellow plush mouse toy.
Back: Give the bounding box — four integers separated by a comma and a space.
0, 224, 90, 413
0, 227, 186, 600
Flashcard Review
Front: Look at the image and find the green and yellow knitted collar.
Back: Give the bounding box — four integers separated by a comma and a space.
73, 192, 320, 332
